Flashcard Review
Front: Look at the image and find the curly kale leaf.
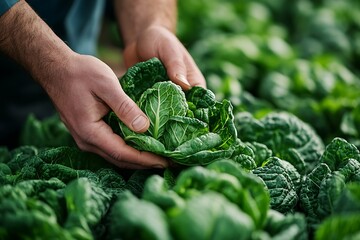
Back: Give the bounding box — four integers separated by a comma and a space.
120, 57, 169, 101
37, 146, 111, 171
0, 184, 79, 239
235, 111, 324, 174
185, 85, 216, 108
315, 183, 360, 240
252, 157, 301, 214
95, 168, 126, 198
333, 182, 360, 214
229, 139, 257, 170
300, 137, 360, 231
319, 137, 360, 171
6, 146, 39, 173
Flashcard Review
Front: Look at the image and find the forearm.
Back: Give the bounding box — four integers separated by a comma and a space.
114, 0, 177, 46
0, 0, 73, 88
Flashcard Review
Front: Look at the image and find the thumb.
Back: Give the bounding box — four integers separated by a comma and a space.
103, 86, 149, 133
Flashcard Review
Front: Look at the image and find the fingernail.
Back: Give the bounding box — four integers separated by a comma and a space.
151, 164, 166, 169
132, 115, 148, 131
175, 74, 191, 87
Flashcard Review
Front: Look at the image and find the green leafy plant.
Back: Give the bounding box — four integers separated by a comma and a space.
106, 58, 238, 166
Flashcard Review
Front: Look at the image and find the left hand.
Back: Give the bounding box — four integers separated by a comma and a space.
122, 25, 206, 90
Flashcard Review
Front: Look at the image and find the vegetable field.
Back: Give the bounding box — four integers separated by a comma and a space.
1, 0, 360, 239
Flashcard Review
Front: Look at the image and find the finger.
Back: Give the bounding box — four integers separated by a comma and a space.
97, 80, 149, 133
157, 43, 192, 90
79, 120, 169, 169
165, 59, 192, 91
123, 42, 140, 68
160, 44, 207, 90
183, 52, 207, 88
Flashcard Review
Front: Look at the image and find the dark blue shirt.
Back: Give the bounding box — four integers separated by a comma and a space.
0, 0, 106, 147
0, 0, 18, 15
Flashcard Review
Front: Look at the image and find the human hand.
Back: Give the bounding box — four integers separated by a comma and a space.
0, 1, 168, 169
122, 26, 206, 90
43, 53, 169, 169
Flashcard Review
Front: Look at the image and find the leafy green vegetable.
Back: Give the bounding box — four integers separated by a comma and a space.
262, 210, 307, 240
142, 174, 185, 211
119, 57, 169, 101
300, 137, 360, 231
0, 183, 89, 239
169, 192, 254, 240
235, 111, 324, 174
106, 58, 239, 166
139, 81, 188, 139
2, 1, 360, 238
252, 157, 300, 214
173, 159, 270, 229
315, 213, 360, 240
107, 191, 172, 240
20, 114, 75, 148
64, 178, 111, 235
315, 183, 360, 240
0, 145, 130, 240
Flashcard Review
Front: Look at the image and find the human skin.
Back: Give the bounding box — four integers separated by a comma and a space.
115, 0, 206, 90
0, 0, 205, 169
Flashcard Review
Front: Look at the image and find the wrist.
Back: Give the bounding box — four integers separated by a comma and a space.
115, 0, 176, 46
123, 25, 170, 50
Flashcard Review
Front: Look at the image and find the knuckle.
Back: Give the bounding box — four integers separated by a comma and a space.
108, 151, 124, 163
75, 141, 88, 152
109, 150, 123, 162
116, 99, 136, 117
74, 128, 97, 150
74, 136, 90, 151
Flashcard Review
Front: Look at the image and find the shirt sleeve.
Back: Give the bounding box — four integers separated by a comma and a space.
0, 0, 19, 16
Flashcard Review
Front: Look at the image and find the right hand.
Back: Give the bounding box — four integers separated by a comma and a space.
123, 25, 207, 90
42, 53, 169, 169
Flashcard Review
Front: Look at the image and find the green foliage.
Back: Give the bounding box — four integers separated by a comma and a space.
107, 191, 172, 240
169, 192, 254, 240
0, 145, 127, 239
106, 58, 240, 166
315, 184, 360, 240
299, 138, 360, 232
64, 178, 111, 234
235, 111, 325, 174
173, 160, 270, 229
262, 210, 307, 240
20, 114, 75, 148
252, 157, 300, 214
179, 0, 360, 149
2, 1, 360, 238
